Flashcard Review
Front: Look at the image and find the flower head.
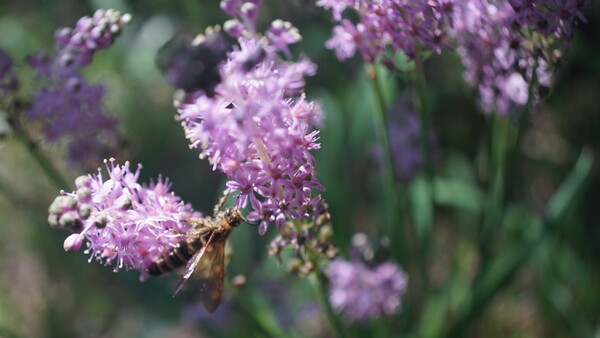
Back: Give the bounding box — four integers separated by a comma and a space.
452, 0, 587, 115
26, 9, 130, 169
54, 9, 131, 68
326, 258, 408, 322
176, 1, 325, 233
48, 159, 200, 279
318, 0, 455, 62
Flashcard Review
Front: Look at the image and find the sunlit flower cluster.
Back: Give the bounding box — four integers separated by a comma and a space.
48, 159, 200, 279
317, 0, 455, 61
177, 0, 325, 234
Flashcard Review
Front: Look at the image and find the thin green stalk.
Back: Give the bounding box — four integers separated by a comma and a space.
412, 50, 434, 296
447, 149, 594, 337
478, 114, 509, 259
312, 270, 350, 338
12, 125, 70, 191
412, 52, 434, 185
367, 64, 404, 252
478, 61, 539, 271
234, 295, 285, 338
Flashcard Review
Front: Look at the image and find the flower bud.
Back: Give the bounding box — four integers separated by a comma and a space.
63, 234, 84, 252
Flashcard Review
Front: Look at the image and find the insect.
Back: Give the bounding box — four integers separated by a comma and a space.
155, 28, 229, 96
146, 197, 248, 313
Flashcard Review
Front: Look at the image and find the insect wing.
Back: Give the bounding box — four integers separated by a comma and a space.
172, 231, 216, 297
198, 238, 226, 313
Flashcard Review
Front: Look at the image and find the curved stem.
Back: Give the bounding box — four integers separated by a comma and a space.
413, 52, 434, 184
13, 125, 70, 191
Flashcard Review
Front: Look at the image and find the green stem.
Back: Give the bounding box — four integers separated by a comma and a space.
478, 61, 540, 272
369, 64, 396, 193
234, 295, 284, 338
412, 50, 434, 296
312, 270, 349, 338
478, 114, 509, 258
413, 52, 435, 184
447, 149, 594, 337
13, 127, 70, 191
368, 64, 403, 248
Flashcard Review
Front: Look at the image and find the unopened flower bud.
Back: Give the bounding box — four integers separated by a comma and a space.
48, 214, 60, 228
78, 204, 91, 219
63, 234, 84, 252
114, 195, 132, 210
75, 175, 92, 188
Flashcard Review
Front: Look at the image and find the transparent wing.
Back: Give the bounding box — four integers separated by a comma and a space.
172, 231, 216, 297
198, 239, 226, 313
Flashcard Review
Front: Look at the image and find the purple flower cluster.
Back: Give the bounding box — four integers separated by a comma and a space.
26, 9, 130, 168
317, 1, 588, 116
452, 1, 559, 115
48, 159, 200, 279
317, 0, 455, 62
508, 0, 588, 39
326, 258, 408, 322
177, 0, 324, 234
454, 0, 587, 115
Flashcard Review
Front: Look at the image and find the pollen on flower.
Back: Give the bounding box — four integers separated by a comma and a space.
48, 159, 201, 279
176, 0, 326, 234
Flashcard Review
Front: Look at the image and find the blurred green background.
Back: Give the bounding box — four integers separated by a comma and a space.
1, 1, 600, 337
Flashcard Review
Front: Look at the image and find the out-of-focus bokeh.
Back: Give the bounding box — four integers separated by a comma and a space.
1, 1, 599, 337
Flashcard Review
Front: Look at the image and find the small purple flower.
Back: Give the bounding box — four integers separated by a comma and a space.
318, 0, 455, 62
267, 19, 302, 57
177, 2, 325, 233
26, 9, 130, 169
326, 258, 408, 322
54, 9, 131, 68
48, 159, 200, 279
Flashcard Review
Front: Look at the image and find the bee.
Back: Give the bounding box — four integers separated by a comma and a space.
146, 197, 249, 313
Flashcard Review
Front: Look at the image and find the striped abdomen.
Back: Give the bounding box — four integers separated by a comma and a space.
146, 237, 203, 276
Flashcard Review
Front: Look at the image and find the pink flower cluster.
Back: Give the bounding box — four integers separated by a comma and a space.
177, 0, 324, 234
48, 159, 200, 279
26, 9, 130, 168
317, 0, 455, 61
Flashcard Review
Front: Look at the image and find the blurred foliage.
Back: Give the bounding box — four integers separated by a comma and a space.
1, 1, 600, 337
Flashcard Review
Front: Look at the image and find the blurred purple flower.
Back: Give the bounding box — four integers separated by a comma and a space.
25, 9, 130, 168
177, 1, 325, 233
48, 159, 201, 280
326, 258, 408, 322
452, 0, 587, 116
183, 297, 233, 327
508, 0, 588, 38
317, 0, 455, 61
